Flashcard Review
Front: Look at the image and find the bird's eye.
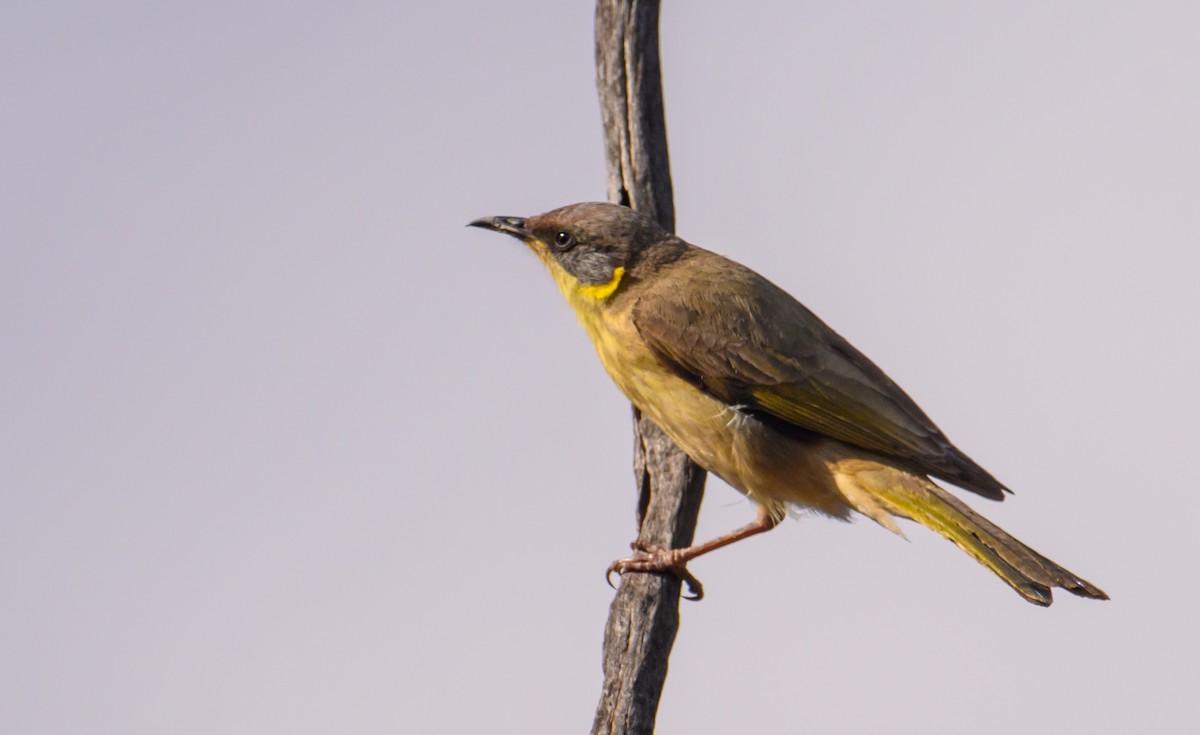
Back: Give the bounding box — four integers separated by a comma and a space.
553, 230, 574, 250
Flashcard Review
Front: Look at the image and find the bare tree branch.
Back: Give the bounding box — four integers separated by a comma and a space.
592, 2, 707, 733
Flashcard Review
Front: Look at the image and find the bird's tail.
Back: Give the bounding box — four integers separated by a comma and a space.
838, 465, 1108, 606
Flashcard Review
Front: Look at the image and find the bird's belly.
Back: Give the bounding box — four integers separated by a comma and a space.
587, 315, 850, 520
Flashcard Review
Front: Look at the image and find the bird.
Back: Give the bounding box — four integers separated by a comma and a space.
469, 202, 1107, 606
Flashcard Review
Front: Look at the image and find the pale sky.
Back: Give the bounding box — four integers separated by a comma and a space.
3, 2, 1198, 733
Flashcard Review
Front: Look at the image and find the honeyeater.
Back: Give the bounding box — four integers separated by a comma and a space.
469, 202, 1106, 606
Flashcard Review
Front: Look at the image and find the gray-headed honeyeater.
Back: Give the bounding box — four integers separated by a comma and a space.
469, 202, 1107, 606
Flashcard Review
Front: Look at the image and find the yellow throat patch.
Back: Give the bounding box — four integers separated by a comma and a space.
529, 241, 626, 308
578, 266, 625, 301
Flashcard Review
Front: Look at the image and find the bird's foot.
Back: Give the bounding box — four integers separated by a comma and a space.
605, 542, 704, 601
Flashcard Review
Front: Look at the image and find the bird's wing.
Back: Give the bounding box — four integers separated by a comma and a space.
631, 251, 1008, 499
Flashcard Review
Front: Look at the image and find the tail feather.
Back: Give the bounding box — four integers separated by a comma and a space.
848, 467, 1108, 606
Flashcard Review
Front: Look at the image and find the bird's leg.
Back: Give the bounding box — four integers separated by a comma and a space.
606, 506, 780, 600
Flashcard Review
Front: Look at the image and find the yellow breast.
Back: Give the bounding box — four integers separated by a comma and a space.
568, 288, 750, 497
535, 246, 848, 520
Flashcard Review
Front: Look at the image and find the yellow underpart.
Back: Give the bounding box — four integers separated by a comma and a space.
577, 266, 625, 301
525, 240, 621, 321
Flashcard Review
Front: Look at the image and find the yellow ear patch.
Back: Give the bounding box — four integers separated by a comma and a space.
577, 266, 626, 301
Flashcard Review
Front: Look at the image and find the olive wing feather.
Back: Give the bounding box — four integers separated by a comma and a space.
631, 251, 1008, 500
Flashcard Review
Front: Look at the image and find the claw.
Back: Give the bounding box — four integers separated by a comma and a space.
678, 568, 704, 601
604, 543, 706, 601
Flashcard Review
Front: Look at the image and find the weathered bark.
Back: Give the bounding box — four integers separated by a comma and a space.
591, 2, 708, 734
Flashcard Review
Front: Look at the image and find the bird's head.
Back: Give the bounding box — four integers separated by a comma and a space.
469, 202, 683, 307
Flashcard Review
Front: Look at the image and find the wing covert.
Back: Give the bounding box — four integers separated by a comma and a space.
631, 250, 1008, 500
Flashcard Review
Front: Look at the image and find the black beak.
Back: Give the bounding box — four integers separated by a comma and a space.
468, 216, 531, 239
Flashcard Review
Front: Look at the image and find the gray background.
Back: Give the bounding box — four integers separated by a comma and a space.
4, 2, 1197, 733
